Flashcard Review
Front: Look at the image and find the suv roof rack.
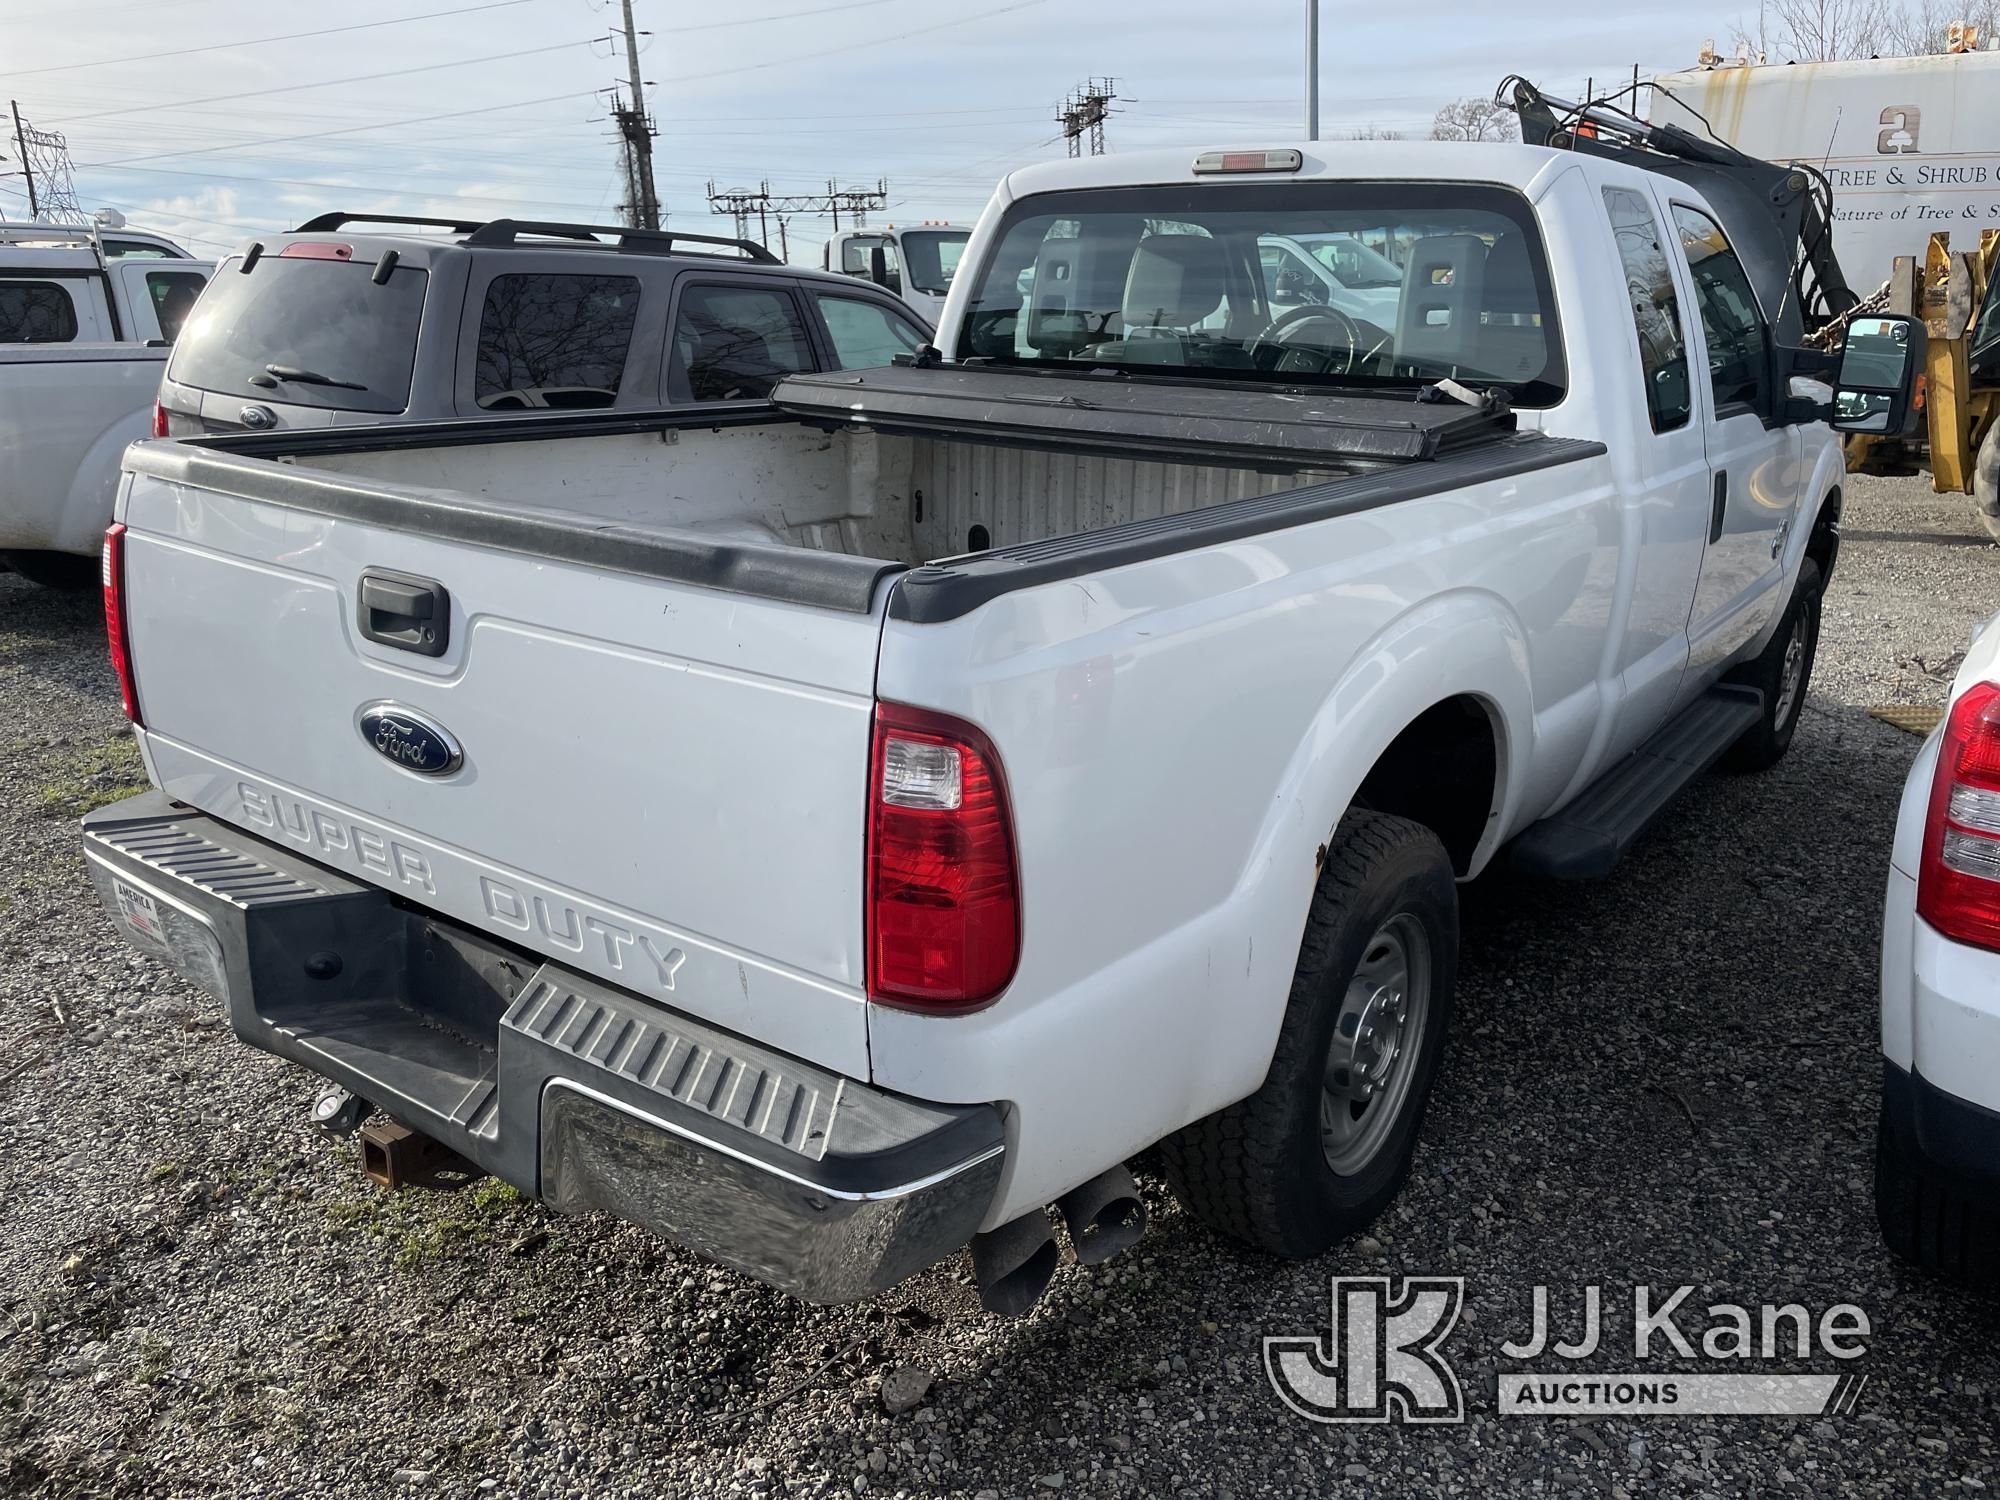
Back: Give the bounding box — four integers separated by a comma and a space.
461, 218, 782, 263
291, 212, 491, 235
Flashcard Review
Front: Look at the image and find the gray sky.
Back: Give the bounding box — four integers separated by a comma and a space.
0, 0, 1733, 263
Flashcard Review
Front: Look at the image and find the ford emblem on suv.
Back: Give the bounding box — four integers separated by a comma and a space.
357, 703, 463, 776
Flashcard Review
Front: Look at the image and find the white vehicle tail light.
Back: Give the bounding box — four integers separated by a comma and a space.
1918, 680, 2000, 950
867, 703, 1019, 1010
102, 523, 142, 725
150, 400, 168, 439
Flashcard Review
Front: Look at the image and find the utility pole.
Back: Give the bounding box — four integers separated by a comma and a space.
10, 101, 37, 217
610, 0, 661, 230
1055, 80, 1116, 158
1304, 0, 1319, 140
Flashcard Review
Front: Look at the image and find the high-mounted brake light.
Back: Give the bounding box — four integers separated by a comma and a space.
102, 523, 142, 725
1918, 680, 2000, 950
279, 241, 354, 261
1192, 149, 1304, 175
866, 703, 1020, 1010
150, 400, 168, 439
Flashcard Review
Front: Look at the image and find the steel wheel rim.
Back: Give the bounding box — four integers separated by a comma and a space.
1320, 913, 1432, 1176
1774, 610, 1808, 728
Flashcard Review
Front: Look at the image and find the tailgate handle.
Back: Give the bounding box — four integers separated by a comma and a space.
358, 569, 450, 657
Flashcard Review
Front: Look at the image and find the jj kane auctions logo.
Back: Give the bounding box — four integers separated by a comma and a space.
1267, 1278, 1872, 1423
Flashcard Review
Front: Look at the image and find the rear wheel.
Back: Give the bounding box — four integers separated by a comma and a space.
1159, 809, 1457, 1257
1875, 1101, 2000, 1287
1722, 558, 1823, 772
0, 549, 99, 591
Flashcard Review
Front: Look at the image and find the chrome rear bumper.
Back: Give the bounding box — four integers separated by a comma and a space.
82, 791, 1004, 1303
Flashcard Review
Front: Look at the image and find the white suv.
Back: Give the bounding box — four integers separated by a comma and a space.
1878, 612, 2000, 1285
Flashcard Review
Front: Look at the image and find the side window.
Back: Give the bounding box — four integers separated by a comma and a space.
668, 284, 816, 402
1602, 188, 1690, 432
474, 272, 641, 411
145, 270, 207, 343
0, 281, 79, 343
815, 294, 925, 369
104, 241, 178, 260
1670, 205, 1769, 413
840, 236, 887, 276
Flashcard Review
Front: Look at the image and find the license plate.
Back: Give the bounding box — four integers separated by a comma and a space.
113, 878, 165, 944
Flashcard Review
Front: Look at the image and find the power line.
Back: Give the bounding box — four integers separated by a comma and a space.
0, 0, 548, 81
47, 40, 590, 127
78, 88, 608, 168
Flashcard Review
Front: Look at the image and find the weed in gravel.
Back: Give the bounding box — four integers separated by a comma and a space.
35, 735, 145, 817
135, 1332, 171, 1385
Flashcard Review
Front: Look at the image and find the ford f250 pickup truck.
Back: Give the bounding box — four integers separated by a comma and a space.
82, 97, 1911, 1313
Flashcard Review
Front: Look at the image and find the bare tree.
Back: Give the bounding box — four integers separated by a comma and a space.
1428, 98, 1519, 143
1342, 125, 1405, 141
1731, 0, 1895, 59
1879, 0, 2000, 51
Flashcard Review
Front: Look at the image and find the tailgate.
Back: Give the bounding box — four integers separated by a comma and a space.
115, 449, 892, 1078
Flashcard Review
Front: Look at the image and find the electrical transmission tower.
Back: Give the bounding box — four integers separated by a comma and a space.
1056, 79, 1116, 158
6, 101, 83, 222
703, 179, 888, 254
608, 0, 661, 230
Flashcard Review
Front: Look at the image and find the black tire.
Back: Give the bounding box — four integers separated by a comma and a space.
1721, 557, 1823, 772
0, 549, 99, 591
1974, 421, 2000, 544
1875, 1101, 2000, 1287
1158, 809, 1457, 1258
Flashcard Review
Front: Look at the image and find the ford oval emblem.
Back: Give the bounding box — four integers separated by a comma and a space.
357, 702, 463, 777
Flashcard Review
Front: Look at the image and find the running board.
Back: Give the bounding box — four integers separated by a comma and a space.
1508, 685, 1764, 880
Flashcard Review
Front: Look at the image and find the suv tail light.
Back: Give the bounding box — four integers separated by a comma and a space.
866, 702, 1019, 1009
102, 523, 142, 725
1918, 680, 2000, 950
150, 400, 168, 439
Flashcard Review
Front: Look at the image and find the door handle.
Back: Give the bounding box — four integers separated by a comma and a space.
358, 569, 451, 657
1709, 472, 1728, 545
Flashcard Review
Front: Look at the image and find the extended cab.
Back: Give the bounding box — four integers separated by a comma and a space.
84, 126, 1903, 1311
0, 224, 210, 585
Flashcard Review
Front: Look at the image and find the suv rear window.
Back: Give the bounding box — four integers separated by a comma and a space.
169, 256, 427, 414
0, 281, 78, 343
474, 272, 640, 410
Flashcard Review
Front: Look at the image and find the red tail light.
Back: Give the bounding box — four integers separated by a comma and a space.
866, 702, 1020, 1009
102, 523, 142, 726
1917, 680, 2000, 950
150, 400, 168, 438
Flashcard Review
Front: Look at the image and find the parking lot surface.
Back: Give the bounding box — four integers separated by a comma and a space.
1, 471, 1997, 1498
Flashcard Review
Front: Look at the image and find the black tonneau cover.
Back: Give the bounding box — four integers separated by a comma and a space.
772, 365, 1516, 469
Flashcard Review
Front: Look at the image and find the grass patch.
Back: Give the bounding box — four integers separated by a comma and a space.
36, 736, 146, 817
135, 1333, 171, 1386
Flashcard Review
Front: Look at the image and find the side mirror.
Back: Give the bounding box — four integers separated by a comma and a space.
867, 246, 901, 294
1832, 313, 1926, 435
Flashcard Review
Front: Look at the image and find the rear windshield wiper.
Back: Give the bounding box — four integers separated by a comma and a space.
250, 363, 369, 392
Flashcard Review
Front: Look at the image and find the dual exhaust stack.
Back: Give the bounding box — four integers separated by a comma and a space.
969, 1163, 1149, 1316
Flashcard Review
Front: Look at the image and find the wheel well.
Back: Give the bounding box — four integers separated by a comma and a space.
1352, 696, 1498, 876
1807, 487, 1841, 579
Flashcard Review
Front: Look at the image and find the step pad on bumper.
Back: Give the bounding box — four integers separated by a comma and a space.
83, 791, 1004, 1303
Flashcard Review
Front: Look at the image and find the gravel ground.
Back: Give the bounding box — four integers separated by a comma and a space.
3, 472, 1998, 1498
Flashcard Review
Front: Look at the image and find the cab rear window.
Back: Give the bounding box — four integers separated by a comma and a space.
168, 255, 427, 414
0, 281, 79, 343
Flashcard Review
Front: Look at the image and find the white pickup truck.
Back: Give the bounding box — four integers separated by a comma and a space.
0, 225, 210, 586
82, 118, 1906, 1312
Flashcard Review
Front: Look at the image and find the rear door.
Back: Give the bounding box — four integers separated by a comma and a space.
1667, 199, 1803, 681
